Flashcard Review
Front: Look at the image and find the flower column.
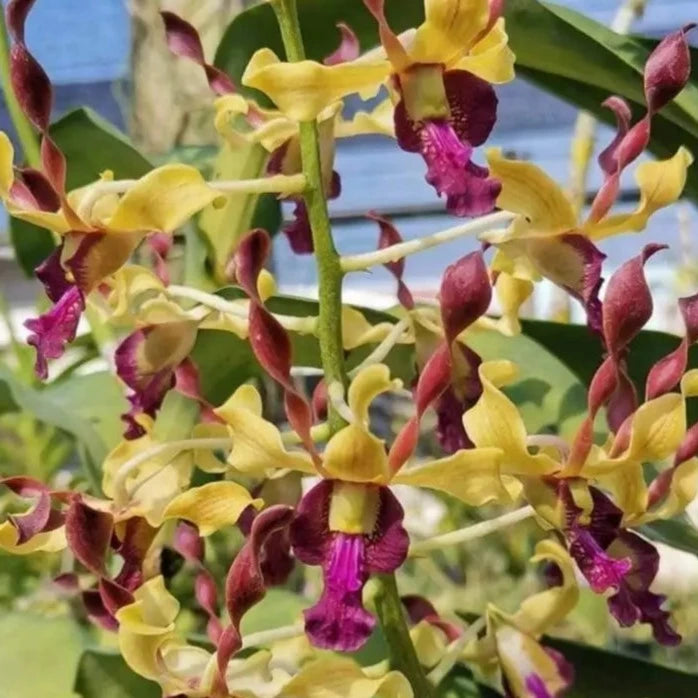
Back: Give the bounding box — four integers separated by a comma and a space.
269, 1, 434, 694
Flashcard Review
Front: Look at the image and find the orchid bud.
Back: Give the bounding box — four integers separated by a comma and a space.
645, 24, 695, 114
602, 243, 666, 355
174, 521, 205, 563
440, 251, 492, 345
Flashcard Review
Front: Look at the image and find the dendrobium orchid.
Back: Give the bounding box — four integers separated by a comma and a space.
242, 0, 514, 217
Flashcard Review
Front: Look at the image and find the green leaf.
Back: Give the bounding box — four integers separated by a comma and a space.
0, 365, 111, 484
546, 637, 698, 697
0, 612, 88, 698
50, 107, 153, 190
153, 390, 201, 442
239, 588, 306, 635
11, 107, 153, 277
641, 517, 698, 557
74, 649, 160, 698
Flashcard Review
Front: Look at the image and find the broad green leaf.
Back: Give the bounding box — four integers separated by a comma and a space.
42, 371, 128, 451
641, 517, 698, 558
0, 366, 108, 474
74, 649, 160, 698
153, 390, 201, 442
11, 107, 153, 277
546, 637, 698, 697
0, 612, 88, 698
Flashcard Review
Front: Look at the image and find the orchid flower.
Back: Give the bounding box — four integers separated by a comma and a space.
242, 0, 514, 216
464, 540, 578, 698
480, 25, 694, 332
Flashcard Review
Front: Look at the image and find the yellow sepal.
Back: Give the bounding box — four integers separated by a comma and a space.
455, 19, 516, 84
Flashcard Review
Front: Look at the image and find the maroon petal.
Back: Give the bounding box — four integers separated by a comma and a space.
113, 517, 158, 591
99, 577, 134, 617
401, 595, 461, 642
282, 198, 314, 254
82, 589, 119, 631
367, 211, 415, 310
606, 366, 637, 435
436, 387, 475, 453
597, 97, 632, 177
24, 286, 85, 379
290, 480, 334, 566
364, 486, 409, 574
602, 243, 666, 356
160, 11, 235, 95
324, 22, 360, 66
567, 528, 631, 593
196, 570, 223, 644
607, 531, 681, 645
15, 166, 60, 212
440, 250, 492, 344
224, 505, 295, 630
35, 247, 72, 303
65, 498, 114, 576
7, 490, 52, 544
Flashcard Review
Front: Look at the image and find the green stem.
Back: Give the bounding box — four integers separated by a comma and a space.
0, 10, 40, 167
271, 0, 347, 434
270, 2, 432, 693
373, 573, 437, 697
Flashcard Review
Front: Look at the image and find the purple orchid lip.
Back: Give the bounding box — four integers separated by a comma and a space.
290, 480, 409, 652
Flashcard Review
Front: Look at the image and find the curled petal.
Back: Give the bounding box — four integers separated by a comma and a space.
324, 22, 360, 66
242, 48, 388, 122
225, 505, 294, 629
597, 96, 632, 177
160, 11, 235, 95
234, 228, 271, 300
368, 211, 415, 310
24, 285, 84, 379
602, 243, 665, 355
65, 498, 114, 576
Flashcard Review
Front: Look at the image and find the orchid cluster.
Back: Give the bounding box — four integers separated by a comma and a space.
2, 0, 698, 696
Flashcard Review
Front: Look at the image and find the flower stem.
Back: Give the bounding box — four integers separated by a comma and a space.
340, 210, 514, 272
271, 0, 347, 435
409, 506, 535, 557
373, 573, 436, 697
0, 10, 40, 167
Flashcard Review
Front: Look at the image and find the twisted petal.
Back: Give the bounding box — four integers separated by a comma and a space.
107, 164, 223, 233
242, 48, 389, 122
455, 18, 516, 84
485, 149, 576, 239
276, 657, 413, 698
463, 361, 558, 475
585, 148, 693, 241
163, 481, 263, 536
216, 384, 314, 476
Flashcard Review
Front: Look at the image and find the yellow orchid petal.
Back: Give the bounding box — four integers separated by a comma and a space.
159, 640, 216, 697
681, 369, 698, 397
600, 464, 648, 519
216, 385, 315, 476
323, 424, 391, 484
0, 131, 15, 196
510, 540, 579, 636
163, 481, 263, 536
0, 521, 66, 555
225, 650, 290, 698
455, 19, 516, 84
335, 99, 395, 139
485, 149, 577, 237
492, 617, 571, 698
393, 447, 509, 506
242, 48, 389, 122
101, 265, 166, 324
412, 0, 490, 66
585, 148, 694, 240
342, 306, 402, 350
107, 164, 223, 233
192, 422, 231, 473
410, 620, 449, 669
276, 656, 413, 698
493, 272, 534, 336
7, 201, 72, 233
463, 361, 558, 476
348, 364, 401, 424
117, 576, 179, 681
